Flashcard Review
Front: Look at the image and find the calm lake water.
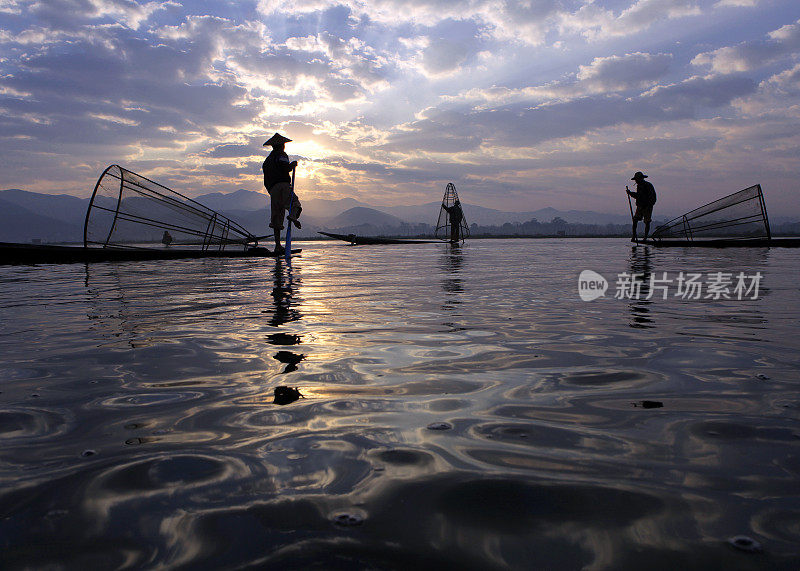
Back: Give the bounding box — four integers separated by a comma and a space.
1, 238, 799, 569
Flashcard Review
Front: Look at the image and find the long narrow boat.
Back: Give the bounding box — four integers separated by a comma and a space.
318, 231, 440, 245
0, 242, 300, 265
643, 237, 800, 248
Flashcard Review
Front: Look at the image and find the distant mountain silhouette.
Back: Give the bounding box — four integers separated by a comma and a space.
0, 197, 83, 242
0, 188, 88, 226
324, 207, 406, 229
10, 186, 792, 243
301, 197, 364, 219
194, 188, 269, 212
191, 189, 635, 226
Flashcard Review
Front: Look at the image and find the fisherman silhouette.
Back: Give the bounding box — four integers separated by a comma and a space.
262, 133, 302, 255
443, 199, 464, 243
626, 172, 657, 242
161, 230, 172, 247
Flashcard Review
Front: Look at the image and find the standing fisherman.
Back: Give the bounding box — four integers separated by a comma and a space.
626, 171, 656, 242
442, 199, 464, 243
263, 133, 302, 254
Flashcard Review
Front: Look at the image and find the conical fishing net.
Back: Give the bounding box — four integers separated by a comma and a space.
435, 182, 470, 242
652, 184, 770, 241
84, 165, 255, 250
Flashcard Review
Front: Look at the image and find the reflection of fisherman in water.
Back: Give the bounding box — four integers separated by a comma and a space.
268, 259, 302, 327
273, 350, 304, 373
439, 244, 465, 332
161, 231, 172, 247
440, 244, 464, 298
273, 386, 303, 405
442, 199, 464, 243
266, 260, 305, 398
628, 245, 654, 329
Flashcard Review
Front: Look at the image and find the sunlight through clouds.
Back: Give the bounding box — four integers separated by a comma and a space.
0, 0, 798, 215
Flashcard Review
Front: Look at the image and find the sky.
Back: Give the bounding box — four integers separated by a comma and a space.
0, 0, 799, 216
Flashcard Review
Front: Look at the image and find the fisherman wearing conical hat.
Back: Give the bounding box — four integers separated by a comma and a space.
626, 171, 657, 243
263, 132, 302, 255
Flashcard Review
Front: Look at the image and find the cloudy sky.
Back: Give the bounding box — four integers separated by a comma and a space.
1, 0, 798, 216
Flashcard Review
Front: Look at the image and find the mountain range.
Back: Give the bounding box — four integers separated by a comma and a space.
3, 187, 793, 244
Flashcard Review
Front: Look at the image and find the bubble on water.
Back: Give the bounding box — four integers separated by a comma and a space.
332, 512, 364, 527
727, 535, 762, 553
755, 374, 770, 380
427, 422, 453, 431
80, 449, 97, 458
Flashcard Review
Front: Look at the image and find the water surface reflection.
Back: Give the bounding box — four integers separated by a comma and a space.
0, 239, 799, 568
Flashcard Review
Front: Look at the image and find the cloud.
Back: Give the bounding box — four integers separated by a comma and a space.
576, 52, 673, 91
0, 0, 798, 216
563, 0, 702, 40
201, 143, 258, 159
714, 0, 757, 7
419, 18, 486, 75
379, 74, 756, 153
21, 0, 170, 31
692, 18, 800, 73
256, 0, 693, 47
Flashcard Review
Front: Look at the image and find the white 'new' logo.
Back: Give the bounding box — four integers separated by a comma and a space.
578, 270, 608, 301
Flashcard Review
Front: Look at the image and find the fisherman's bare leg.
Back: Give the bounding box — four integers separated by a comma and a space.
631, 221, 638, 242
287, 195, 302, 229
644, 221, 651, 241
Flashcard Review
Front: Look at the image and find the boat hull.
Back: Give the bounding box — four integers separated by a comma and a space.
0, 242, 301, 265
643, 238, 800, 248
318, 232, 440, 245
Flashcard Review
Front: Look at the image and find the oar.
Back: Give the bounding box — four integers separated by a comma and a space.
284, 166, 296, 263
626, 185, 635, 242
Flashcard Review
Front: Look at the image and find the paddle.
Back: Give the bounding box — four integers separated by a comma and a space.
284, 166, 296, 263
626, 185, 635, 243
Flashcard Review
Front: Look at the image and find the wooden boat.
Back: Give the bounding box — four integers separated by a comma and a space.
318, 231, 440, 245
641, 237, 800, 248
0, 242, 300, 265
0, 165, 305, 265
